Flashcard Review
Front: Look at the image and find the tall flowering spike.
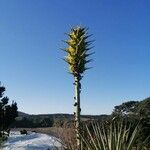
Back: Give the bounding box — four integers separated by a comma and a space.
65, 26, 92, 76
63, 26, 93, 149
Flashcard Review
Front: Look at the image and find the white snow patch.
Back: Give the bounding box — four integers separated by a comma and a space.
1, 131, 63, 150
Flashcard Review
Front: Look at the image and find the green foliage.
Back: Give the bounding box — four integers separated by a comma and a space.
80, 119, 149, 150
135, 97, 150, 118
112, 101, 139, 116
12, 114, 109, 128
0, 83, 18, 136
12, 116, 54, 128
62, 98, 150, 150
112, 98, 150, 148
112, 98, 150, 119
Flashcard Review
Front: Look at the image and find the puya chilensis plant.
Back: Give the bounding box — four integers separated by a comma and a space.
62, 26, 93, 149
80, 119, 150, 150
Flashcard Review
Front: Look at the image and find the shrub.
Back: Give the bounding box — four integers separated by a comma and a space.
61, 119, 150, 150
80, 119, 150, 150
20, 129, 27, 135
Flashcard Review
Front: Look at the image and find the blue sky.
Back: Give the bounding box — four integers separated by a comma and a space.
0, 0, 150, 115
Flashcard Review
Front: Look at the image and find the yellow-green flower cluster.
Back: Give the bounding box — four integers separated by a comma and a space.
64, 27, 92, 76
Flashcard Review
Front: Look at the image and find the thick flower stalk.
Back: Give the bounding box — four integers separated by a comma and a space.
63, 26, 93, 149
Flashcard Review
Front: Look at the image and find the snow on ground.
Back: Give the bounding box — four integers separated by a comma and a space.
1, 131, 63, 150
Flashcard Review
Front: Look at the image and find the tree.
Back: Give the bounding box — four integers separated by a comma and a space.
134, 97, 150, 146
112, 98, 150, 147
112, 101, 139, 116
0, 83, 18, 136
135, 97, 150, 118
63, 26, 93, 149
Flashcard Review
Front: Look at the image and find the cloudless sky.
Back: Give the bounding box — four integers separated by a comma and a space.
0, 0, 150, 115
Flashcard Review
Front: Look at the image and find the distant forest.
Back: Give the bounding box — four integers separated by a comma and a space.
12, 112, 109, 128
12, 97, 150, 130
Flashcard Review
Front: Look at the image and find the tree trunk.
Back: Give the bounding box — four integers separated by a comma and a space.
74, 75, 81, 150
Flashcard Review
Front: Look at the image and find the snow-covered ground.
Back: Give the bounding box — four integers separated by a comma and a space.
1, 131, 63, 150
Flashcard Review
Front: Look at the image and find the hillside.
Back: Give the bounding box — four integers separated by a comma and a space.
18, 111, 30, 117
13, 112, 110, 128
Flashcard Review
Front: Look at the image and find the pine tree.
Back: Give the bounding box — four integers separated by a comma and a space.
0, 83, 18, 136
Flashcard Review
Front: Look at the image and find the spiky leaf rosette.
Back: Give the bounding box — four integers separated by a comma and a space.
64, 26, 93, 76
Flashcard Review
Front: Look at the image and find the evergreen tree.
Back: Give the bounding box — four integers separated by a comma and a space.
0, 83, 18, 136
112, 101, 139, 116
